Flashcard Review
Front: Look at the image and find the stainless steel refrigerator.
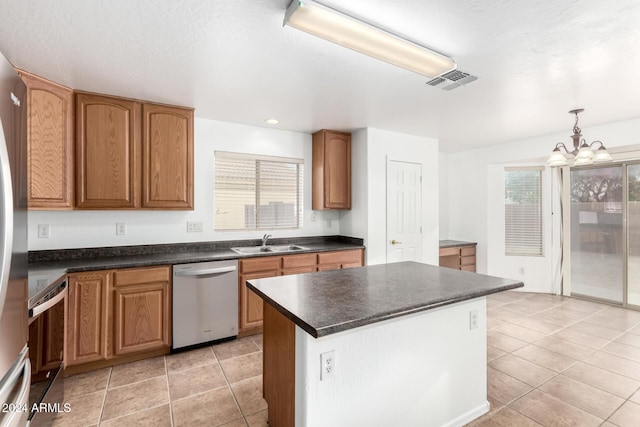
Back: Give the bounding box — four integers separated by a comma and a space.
0, 50, 29, 427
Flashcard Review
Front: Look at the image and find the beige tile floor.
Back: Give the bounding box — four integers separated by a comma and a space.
50, 334, 267, 427
50, 291, 640, 426
472, 291, 640, 427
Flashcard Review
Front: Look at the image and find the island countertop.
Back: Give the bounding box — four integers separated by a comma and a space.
247, 261, 523, 338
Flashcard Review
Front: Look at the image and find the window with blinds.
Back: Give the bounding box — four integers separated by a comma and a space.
504, 167, 543, 256
214, 151, 304, 230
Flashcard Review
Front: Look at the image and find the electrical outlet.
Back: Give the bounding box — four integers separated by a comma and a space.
470, 310, 478, 330
311, 212, 316, 222
187, 221, 203, 232
326, 219, 333, 229
37, 224, 50, 239
116, 223, 126, 235
320, 350, 335, 381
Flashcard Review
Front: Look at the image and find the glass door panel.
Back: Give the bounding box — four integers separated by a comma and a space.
570, 166, 624, 303
628, 164, 640, 306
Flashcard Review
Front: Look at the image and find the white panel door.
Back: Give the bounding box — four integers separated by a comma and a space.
387, 160, 422, 263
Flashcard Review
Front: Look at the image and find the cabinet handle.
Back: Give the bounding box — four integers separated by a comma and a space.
391, 240, 402, 245
174, 266, 237, 277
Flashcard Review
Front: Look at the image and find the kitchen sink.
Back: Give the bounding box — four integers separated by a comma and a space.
230, 245, 309, 255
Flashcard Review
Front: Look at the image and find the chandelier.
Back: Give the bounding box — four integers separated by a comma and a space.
547, 109, 613, 167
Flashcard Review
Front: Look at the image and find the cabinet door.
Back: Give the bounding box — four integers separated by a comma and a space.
312, 130, 351, 210
76, 93, 140, 208
112, 283, 170, 355
324, 131, 351, 209
28, 302, 64, 376
67, 271, 109, 366
281, 253, 315, 271
112, 266, 171, 355
142, 103, 194, 209
317, 249, 363, 269
240, 271, 279, 333
21, 72, 74, 209
41, 299, 65, 370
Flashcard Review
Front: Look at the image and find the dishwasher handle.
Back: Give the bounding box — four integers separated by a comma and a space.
174, 265, 237, 277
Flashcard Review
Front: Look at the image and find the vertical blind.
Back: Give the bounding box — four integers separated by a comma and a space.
214, 151, 304, 230
505, 167, 544, 256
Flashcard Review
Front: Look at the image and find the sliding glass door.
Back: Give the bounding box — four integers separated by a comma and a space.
629, 164, 640, 306
570, 166, 624, 303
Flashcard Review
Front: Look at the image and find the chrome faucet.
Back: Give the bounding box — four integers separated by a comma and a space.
261, 234, 272, 248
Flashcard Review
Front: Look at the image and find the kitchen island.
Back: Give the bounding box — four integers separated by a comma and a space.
247, 261, 523, 427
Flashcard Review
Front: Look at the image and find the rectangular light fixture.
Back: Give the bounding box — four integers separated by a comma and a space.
283, 0, 456, 79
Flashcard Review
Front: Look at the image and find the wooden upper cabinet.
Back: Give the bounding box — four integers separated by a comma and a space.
142, 104, 194, 209
21, 72, 74, 209
75, 93, 141, 208
312, 130, 351, 210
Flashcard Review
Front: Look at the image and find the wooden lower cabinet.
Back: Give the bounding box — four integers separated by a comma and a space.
66, 266, 171, 369
112, 267, 171, 356
282, 253, 316, 275
66, 271, 110, 366
239, 249, 364, 334
317, 249, 364, 270
439, 244, 477, 272
239, 257, 280, 334
28, 300, 65, 379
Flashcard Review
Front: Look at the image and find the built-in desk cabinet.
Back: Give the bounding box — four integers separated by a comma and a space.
66, 266, 172, 372
239, 249, 364, 335
439, 242, 477, 272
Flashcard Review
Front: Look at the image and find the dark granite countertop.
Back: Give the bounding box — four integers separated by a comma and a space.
28, 236, 364, 275
439, 240, 477, 248
247, 261, 523, 338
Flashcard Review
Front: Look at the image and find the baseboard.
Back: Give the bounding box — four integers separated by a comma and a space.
442, 400, 490, 427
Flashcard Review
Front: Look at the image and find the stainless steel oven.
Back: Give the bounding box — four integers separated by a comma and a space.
27, 271, 67, 426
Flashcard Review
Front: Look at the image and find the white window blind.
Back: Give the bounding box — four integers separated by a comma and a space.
214, 151, 303, 230
505, 167, 543, 256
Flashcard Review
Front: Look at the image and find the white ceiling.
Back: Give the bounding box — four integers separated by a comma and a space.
1, 0, 640, 152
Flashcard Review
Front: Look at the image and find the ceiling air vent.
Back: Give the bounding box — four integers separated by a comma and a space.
426, 70, 477, 91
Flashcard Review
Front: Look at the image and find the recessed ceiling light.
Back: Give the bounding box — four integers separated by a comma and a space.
265, 118, 279, 125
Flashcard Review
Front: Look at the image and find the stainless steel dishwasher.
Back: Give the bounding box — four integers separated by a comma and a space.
172, 259, 238, 350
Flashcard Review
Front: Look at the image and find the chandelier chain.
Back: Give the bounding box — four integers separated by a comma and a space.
573, 111, 581, 136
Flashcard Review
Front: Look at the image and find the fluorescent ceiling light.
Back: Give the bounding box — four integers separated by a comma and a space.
284, 0, 456, 78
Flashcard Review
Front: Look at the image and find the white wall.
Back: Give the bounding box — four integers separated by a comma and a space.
442, 117, 640, 292
340, 128, 439, 266
28, 118, 338, 250
295, 297, 488, 427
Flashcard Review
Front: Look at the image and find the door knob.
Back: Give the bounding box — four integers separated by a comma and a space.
391, 240, 402, 245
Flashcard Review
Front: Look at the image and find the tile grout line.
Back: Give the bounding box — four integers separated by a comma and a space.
96, 367, 113, 427
486, 293, 640, 425
164, 355, 174, 427
214, 344, 252, 426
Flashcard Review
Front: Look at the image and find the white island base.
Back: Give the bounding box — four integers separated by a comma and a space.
264, 297, 489, 427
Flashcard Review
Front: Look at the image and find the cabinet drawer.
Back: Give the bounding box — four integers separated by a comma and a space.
461, 265, 476, 272
317, 250, 362, 266
282, 253, 316, 269
240, 257, 281, 274
282, 266, 316, 275
461, 246, 476, 256
439, 247, 460, 257
461, 256, 476, 266
114, 266, 170, 287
